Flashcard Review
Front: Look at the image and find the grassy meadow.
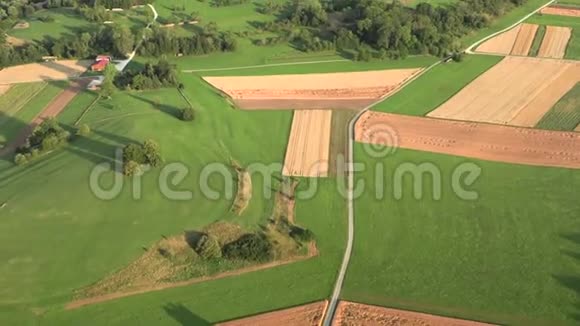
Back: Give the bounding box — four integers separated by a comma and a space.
370, 54, 501, 116
343, 145, 580, 325
0, 71, 349, 325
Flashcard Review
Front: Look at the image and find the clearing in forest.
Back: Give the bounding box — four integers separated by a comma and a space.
203, 69, 422, 110
427, 56, 580, 127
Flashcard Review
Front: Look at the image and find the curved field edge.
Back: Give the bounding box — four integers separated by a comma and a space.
369, 55, 502, 116
342, 146, 580, 325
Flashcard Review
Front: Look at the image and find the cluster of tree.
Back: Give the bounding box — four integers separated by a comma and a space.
138, 24, 236, 57
77, 4, 112, 22
275, 0, 529, 57
47, 24, 134, 59
211, 0, 249, 7
14, 118, 71, 165
291, 29, 334, 52
115, 58, 179, 90
97, 0, 152, 9
0, 0, 38, 24
121, 139, 162, 176
47, 0, 76, 9
222, 233, 273, 262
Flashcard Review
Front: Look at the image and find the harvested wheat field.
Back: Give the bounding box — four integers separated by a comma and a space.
333, 301, 493, 326
218, 301, 327, 326
356, 111, 580, 169
0, 60, 91, 84
204, 69, 421, 110
538, 26, 572, 59
428, 56, 580, 127
476, 25, 521, 55
511, 23, 539, 56
541, 6, 580, 18
283, 110, 332, 177
476, 24, 539, 56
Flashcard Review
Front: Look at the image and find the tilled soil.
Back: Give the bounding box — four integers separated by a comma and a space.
333, 301, 493, 326
356, 111, 580, 169
218, 301, 327, 326
540, 6, 580, 18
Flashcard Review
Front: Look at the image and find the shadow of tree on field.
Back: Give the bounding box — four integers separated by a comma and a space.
553, 232, 580, 322
128, 93, 181, 119
163, 303, 211, 326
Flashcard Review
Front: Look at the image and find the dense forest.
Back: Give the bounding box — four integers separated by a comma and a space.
0, 0, 529, 67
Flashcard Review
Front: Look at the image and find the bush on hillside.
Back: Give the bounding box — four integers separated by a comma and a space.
223, 233, 273, 262
194, 234, 222, 259
180, 107, 195, 121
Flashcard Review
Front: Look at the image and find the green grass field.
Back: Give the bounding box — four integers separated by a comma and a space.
10, 7, 149, 42
370, 54, 501, 116
0, 73, 348, 325
536, 83, 580, 131
526, 14, 580, 60
529, 24, 546, 56
343, 146, 580, 325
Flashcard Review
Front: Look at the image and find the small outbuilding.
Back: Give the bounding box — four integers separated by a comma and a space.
91, 55, 112, 72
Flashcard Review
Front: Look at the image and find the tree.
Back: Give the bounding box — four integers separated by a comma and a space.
112, 25, 135, 58
143, 139, 161, 167
77, 124, 91, 137
100, 64, 117, 99
180, 107, 194, 121
123, 160, 142, 176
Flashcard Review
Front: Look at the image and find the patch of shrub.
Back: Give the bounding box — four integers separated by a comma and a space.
121, 139, 162, 175
77, 124, 91, 137
223, 233, 273, 262
180, 107, 194, 121
194, 234, 222, 259
14, 153, 27, 165
15, 118, 70, 162
289, 226, 315, 243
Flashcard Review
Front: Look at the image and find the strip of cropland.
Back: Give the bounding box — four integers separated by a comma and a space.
526, 13, 580, 59
536, 82, 580, 130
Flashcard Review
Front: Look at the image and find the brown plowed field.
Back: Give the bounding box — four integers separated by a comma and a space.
511, 23, 539, 56
204, 69, 421, 110
427, 56, 580, 127
475, 25, 521, 55
283, 110, 332, 177
538, 26, 572, 59
234, 99, 377, 110
333, 301, 493, 326
356, 111, 580, 169
0, 60, 91, 84
541, 6, 580, 17
218, 301, 327, 326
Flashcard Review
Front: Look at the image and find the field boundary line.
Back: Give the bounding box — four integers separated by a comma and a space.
74, 94, 101, 126
182, 59, 349, 73
465, 0, 556, 53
